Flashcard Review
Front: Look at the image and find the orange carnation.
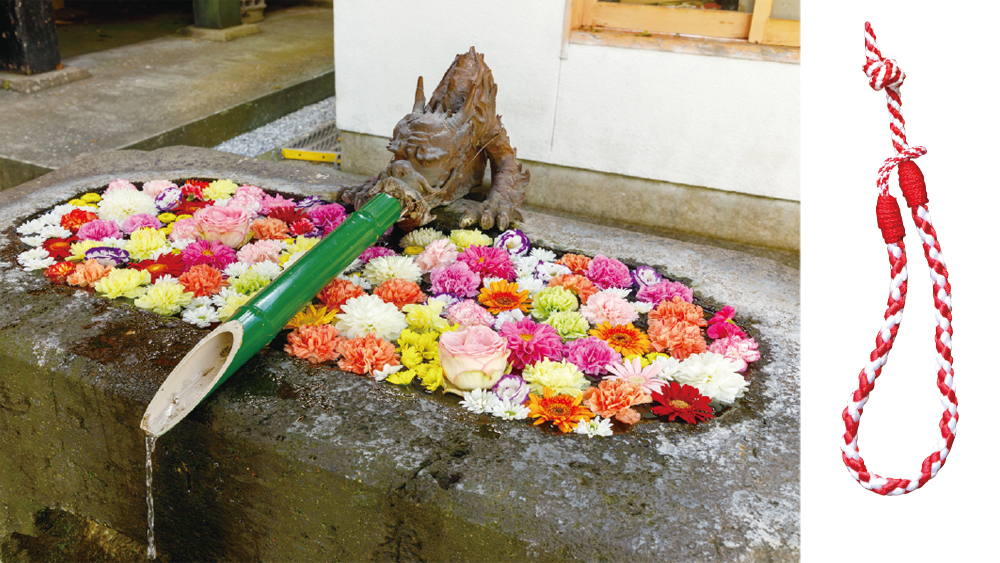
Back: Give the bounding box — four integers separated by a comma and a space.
647, 319, 707, 360
285, 324, 345, 364
373, 278, 426, 310
337, 333, 399, 375
648, 295, 707, 327
527, 387, 594, 433
548, 274, 598, 305
582, 379, 652, 425
178, 264, 227, 297
317, 278, 365, 312
250, 217, 289, 240
65, 258, 112, 288
555, 253, 592, 276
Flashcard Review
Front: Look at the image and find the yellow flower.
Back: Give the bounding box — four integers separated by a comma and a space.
68, 199, 86, 206
402, 246, 424, 255
134, 280, 193, 315
69, 239, 108, 261
402, 300, 450, 333
623, 353, 653, 368
285, 304, 338, 329
286, 235, 319, 255
158, 212, 178, 224
81, 193, 102, 203
124, 228, 168, 260
203, 179, 238, 201
449, 229, 492, 251
94, 268, 151, 299
218, 292, 251, 320
176, 214, 193, 221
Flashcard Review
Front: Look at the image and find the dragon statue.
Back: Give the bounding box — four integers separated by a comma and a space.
341, 47, 529, 231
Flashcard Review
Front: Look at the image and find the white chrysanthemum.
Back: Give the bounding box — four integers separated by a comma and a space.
20, 235, 45, 247
211, 286, 242, 309
39, 204, 77, 225
459, 388, 495, 414
363, 255, 421, 285
489, 397, 530, 420
182, 304, 220, 328
338, 272, 372, 290
514, 276, 545, 296
513, 256, 541, 279
250, 260, 282, 280
171, 238, 196, 252
39, 225, 72, 240
223, 262, 250, 279
18, 247, 50, 266
631, 301, 654, 315
400, 227, 446, 250
493, 308, 525, 330
335, 294, 407, 340
651, 355, 682, 381
374, 363, 405, 382
529, 248, 557, 263
16, 218, 48, 236
574, 416, 613, 438
186, 296, 214, 310
97, 190, 158, 225
673, 352, 748, 406
597, 288, 631, 300
535, 262, 572, 282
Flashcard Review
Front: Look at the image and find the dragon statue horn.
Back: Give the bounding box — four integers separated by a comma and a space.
412, 76, 425, 113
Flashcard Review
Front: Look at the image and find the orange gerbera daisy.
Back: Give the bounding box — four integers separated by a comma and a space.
373, 278, 426, 310
555, 253, 592, 276
648, 295, 707, 327
317, 278, 365, 313
589, 322, 650, 356
527, 387, 594, 433
478, 280, 531, 314
337, 333, 399, 375
548, 274, 598, 304
647, 319, 707, 360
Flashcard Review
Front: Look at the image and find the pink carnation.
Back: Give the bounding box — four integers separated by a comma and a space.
430, 261, 481, 298
637, 279, 693, 305
585, 255, 633, 290
181, 239, 237, 270
447, 300, 495, 327
142, 180, 177, 197
708, 334, 759, 371
261, 193, 296, 215
169, 217, 202, 242
309, 203, 347, 235
499, 317, 563, 369
121, 213, 163, 234
579, 291, 639, 326
236, 239, 283, 265
76, 219, 121, 241
104, 179, 137, 195
563, 336, 622, 376
458, 245, 516, 280
228, 190, 263, 215
416, 238, 458, 273
235, 184, 265, 201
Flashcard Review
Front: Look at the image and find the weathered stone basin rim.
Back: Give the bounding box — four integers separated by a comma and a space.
0, 147, 799, 562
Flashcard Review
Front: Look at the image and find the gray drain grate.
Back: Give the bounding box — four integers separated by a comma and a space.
281, 121, 341, 165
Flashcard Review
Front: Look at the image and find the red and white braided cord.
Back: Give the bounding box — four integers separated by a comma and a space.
840, 22, 957, 496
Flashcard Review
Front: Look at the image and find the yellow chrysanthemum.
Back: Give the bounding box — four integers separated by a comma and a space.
218, 292, 251, 321
124, 228, 168, 260
158, 213, 178, 224
449, 229, 492, 251
94, 268, 151, 299
203, 179, 238, 201
81, 193, 102, 203
134, 279, 194, 316
69, 239, 110, 261
402, 299, 451, 333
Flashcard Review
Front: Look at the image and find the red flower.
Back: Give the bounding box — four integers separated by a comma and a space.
181, 180, 208, 199
43, 236, 78, 259
288, 218, 315, 237
651, 382, 714, 424
60, 208, 97, 233
129, 253, 187, 282
44, 262, 76, 283
267, 206, 308, 224
175, 199, 212, 216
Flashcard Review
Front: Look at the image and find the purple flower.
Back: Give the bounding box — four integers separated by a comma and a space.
637, 279, 693, 305
309, 203, 347, 235
585, 255, 633, 290
563, 336, 622, 376
631, 265, 663, 288
494, 229, 531, 257
429, 261, 481, 298
77, 219, 121, 241
295, 195, 323, 210
492, 373, 530, 404
358, 246, 396, 264
85, 246, 130, 267
154, 187, 182, 212
121, 213, 163, 234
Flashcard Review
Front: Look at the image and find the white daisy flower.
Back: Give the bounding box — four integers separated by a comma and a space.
16, 218, 49, 236
514, 276, 545, 297
574, 416, 614, 438
223, 262, 250, 279
186, 296, 214, 310
631, 301, 654, 315
250, 261, 282, 280
20, 235, 45, 247
38, 225, 72, 240
489, 397, 530, 420
18, 247, 50, 266
534, 261, 571, 283
493, 308, 525, 330
182, 305, 220, 328
513, 255, 541, 278
459, 388, 495, 414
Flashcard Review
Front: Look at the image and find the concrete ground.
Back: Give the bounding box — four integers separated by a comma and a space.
0, 3, 335, 190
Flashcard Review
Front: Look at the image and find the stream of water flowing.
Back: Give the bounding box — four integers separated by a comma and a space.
146, 433, 157, 560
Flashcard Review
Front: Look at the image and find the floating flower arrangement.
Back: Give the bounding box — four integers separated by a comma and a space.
15, 179, 760, 437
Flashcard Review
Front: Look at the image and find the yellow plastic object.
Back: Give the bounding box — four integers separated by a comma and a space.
281, 147, 341, 164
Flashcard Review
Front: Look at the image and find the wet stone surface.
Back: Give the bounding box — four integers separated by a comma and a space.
0, 147, 799, 562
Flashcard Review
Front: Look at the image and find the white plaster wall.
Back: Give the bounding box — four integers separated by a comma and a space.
334, 0, 800, 202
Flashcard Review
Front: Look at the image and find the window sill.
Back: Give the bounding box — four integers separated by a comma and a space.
568, 29, 800, 65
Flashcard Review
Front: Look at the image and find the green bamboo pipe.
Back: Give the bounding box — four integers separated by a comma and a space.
141, 193, 401, 436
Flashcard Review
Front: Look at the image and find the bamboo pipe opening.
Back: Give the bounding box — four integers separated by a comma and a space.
141, 320, 244, 437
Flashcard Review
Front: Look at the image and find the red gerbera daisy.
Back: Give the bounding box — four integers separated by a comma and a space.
129, 253, 187, 282
650, 382, 714, 424
42, 236, 78, 259
60, 208, 97, 233
44, 262, 76, 284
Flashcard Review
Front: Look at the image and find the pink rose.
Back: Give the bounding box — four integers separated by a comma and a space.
169, 217, 202, 242
194, 204, 253, 248
438, 325, 510, 393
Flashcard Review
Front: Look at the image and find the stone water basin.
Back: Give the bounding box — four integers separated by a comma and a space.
0, 147, 800, 562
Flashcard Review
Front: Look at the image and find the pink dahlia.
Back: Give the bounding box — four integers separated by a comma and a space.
563, 336, 622, 376
708, 334, 760, 372
637, 279, 693, 305
499, 317, 563, 369
579, 291, 639, 326
76, 219, 121, 241
180, 239, 237, 270
309, 203, 347, 235
429, 261, 481, 298
446, 300, 495, 327
458, 245, 516, 280
584, 255, 633, 290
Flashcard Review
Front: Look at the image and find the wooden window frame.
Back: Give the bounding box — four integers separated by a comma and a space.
566, 0, 799, 48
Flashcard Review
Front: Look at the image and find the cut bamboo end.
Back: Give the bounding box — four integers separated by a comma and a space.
141, 320, 245, 437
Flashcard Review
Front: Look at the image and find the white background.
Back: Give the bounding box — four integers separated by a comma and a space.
802, 2, 1000, 560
